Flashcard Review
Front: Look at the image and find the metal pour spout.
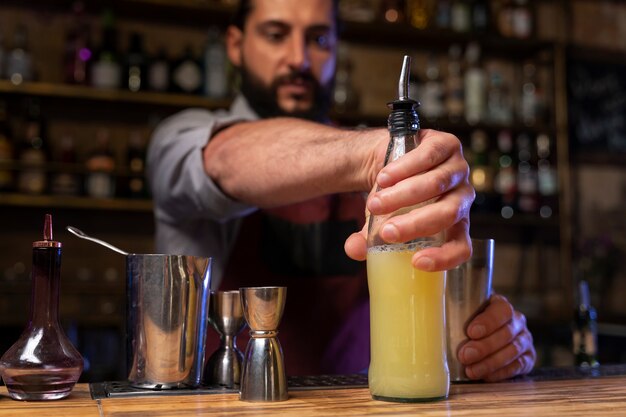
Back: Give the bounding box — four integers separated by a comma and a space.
398, 55, 411, 101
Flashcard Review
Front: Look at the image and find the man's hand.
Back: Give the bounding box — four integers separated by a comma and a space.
344, 129, 474, 272
458, 294, 536, 381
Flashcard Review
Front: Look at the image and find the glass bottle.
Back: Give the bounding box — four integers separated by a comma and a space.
445, 44, 464, 123
171, 45, 203, 95
17, 98, 48, 195
367, 56, 449, 403
51, 134, 81, 196
406, 0, 431, 29
91, 9, 121, 89
6, 23, 34, 85
463, 42, 486, 125
147, 46, 170, 92
63, 1, 93, 85
450, 0, 471, 32
469, 129, 494, 212
126, 130, 148, 199
515, 132, 538, 214
573, 279, 599, 368
520, 62, 538, 126
536, 133, 558, 219
486, 66, 513, 125
85, 128, 116, 198
203, 26, 228, 99
0, 214, 84, 401
419, 53, 445, 122
124, 32, 147, 93
493, 130, 517, 219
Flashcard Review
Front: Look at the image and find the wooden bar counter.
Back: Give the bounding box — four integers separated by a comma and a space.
2, 366, 626, 416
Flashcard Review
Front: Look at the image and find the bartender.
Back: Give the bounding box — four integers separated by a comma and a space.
147, 0, 535, 381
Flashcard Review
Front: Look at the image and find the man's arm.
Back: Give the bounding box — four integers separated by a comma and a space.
203, 117, 382, 207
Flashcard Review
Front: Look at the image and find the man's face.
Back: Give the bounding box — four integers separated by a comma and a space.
227, 0, 337, 120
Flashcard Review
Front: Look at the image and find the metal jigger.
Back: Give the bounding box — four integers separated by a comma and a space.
205, 290, 246, 388
239, 286, 288, 402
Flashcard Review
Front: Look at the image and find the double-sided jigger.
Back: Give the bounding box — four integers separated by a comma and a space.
239, 286, 288, 402
204, 290, 247, 388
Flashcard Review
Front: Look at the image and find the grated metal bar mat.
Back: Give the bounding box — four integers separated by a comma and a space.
90, 373, 369, 399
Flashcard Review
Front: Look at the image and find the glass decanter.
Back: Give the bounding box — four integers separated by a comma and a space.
0, 214, 84, 400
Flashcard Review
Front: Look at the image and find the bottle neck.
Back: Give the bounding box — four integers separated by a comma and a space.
29, 247, 62, 326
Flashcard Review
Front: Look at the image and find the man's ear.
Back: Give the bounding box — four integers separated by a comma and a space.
226, 25, 243, 67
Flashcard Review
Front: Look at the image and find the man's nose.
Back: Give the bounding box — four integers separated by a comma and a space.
286, 33, 311, 72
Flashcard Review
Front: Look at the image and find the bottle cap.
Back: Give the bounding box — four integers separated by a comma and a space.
33, 214, 62, 248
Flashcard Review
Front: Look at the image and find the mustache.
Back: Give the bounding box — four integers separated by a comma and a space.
272, 71, 317, 87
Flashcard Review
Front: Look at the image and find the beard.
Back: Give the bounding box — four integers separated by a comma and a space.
239, 61, 333, 123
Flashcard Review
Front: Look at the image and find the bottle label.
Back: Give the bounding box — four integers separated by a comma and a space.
86, 172, 115, 198
173, 61, 202, 93
148, 62, 169, 91
92, 61, 121, 89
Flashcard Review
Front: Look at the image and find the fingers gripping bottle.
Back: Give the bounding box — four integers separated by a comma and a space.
366, 56, 449, 402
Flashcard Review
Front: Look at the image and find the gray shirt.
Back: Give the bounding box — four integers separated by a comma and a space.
146, 95, 259, 288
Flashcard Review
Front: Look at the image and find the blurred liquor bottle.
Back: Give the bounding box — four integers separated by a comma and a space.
147, 46, 170, 92
171, 45, 203, 95
332, 43, 360, 114
124, 32, 147, 93
406, 0, 431, 29
519, 62, 538, 126
203, 27, 229, 99
91, 9, 121, 89
450, 0, 471, 32
536, 133, 558, 219
468, 129, 494, 212
511, 0, 533, 39
495, 0, 533, 39
464, 42, 486, 125
0, 100, 14, 191
85, 129, 116, 198
445, 44, 464, 123
125, 130, 148, 199
435, 0, 452, 29
63, 1, 93, 85
471, 0, 491, 33
51, 134, 81, 196
515, 132, 538, 214
6, 24, 34, 85
486, 66, 513, 125
17, 98, 48, 195
493, 130, 517, 219
338, 0, 377, 23
418, 54, 445, 122
573, 279, 599, 368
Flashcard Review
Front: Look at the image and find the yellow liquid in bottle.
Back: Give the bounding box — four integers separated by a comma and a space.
367, 244, 449, 402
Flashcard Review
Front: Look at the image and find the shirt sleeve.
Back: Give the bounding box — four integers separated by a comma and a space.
147, 108, 256, 224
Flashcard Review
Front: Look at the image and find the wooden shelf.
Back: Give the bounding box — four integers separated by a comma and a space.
572, 152, 626, 166
341, 20, 554, 58
0, 80, 230, 109
0, 193, 153, 212
333, 111, 555, 134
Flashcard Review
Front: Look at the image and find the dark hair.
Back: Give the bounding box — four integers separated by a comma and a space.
231, 0, 340, 30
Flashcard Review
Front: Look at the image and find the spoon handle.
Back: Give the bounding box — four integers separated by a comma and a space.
66, 226, 129, 256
